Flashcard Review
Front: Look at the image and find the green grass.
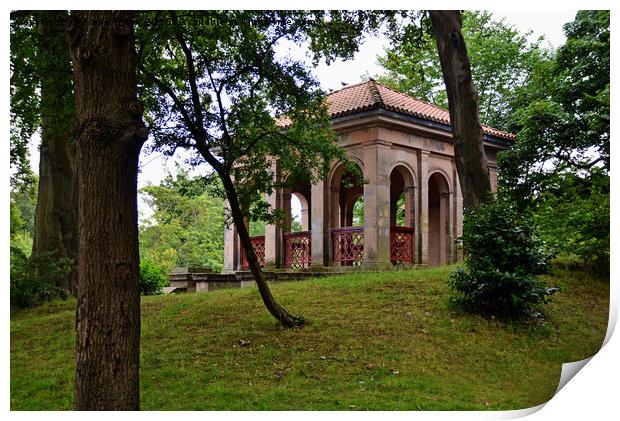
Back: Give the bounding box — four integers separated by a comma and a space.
10, 266, 609, 410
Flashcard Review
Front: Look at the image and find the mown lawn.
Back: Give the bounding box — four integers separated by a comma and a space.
10, 265, 609, 410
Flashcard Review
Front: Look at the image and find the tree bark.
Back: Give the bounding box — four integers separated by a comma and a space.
33, 10, 78, 296
429, 10, 492, 209
68, 11, 147, 410
218, 167, 304, 328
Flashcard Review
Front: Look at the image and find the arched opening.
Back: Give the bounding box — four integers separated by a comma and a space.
330, 163, 364, 229
390, 166, 415, 264
289, 194, 303, 232
428, 172, 450, 267
352, 196, 364, 226
288, 190, 310, 232
248, 220, 266, 237
389, 166, 415, 227
329, 162, 364, 266
283, 184, 312, 268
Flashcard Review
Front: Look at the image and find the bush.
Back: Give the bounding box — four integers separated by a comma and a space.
449, 196, 558, 319
139, 259, 169, 295
10, 247, 71, 311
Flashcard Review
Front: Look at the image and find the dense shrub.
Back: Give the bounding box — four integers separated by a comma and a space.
449, 196, 558, 319
139, 259, 169, 295
10, 247, 71, 311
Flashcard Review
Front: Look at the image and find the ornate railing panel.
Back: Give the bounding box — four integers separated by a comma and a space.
390, 226, 415, 264
284, 231, 312, 269
240, 235, 265, 270
331, 227, 364, 266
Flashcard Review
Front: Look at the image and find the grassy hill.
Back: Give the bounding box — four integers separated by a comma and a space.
10, 265, 608, 410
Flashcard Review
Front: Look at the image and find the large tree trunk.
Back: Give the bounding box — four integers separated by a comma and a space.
219, 169, 304, 328
429, 10, 492, 209
68, 11, 147, 410
32, 10, 78, 296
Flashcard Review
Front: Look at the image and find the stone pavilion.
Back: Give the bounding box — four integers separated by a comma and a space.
223, 79, 514, 272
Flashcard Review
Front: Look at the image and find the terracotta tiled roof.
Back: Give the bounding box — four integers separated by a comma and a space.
326, 79, 515, 141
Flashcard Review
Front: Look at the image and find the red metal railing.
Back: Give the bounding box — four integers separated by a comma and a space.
284, 231, 312, 268
240, 235, 265, 270
332, 227, 364, 266
390, 226, 415, 264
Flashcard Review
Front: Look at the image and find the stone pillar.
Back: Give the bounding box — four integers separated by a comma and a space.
419, 150, 430, 265
454, 177, 464, 262
264, 161, 281, 269
282, 191, 292, 233
298, 194, 310, 231
310, 177, 328, 268
223, 199, 237, 273
363, 140, 391, 269
488, 163, 499, 194
404, 185, 415, 227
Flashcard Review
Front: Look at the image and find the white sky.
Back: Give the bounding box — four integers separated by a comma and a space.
23, 10, 578, 222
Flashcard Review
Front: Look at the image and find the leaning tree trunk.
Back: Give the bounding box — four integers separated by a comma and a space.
429, 10, 492, 209
32, 10, 78, 296
219, 169, 304, 328
68, 11, 147, 410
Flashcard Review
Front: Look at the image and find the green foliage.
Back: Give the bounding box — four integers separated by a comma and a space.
249, 220, 266, 237
449, 196, 557, 319
10, 180, 37, 261
139, 259, 168, 296
498, 11, 609, 272
139, 170, 225, 272
376, 11, 545, 129
500, 10, 609, 197
10, 176, 37, 237
10, 12, 39, 188
395, 193, 405, 226
137, 11, 385, 230
533, 172, 609, 275
10, 247, 71, 310
352, 196, 364, 226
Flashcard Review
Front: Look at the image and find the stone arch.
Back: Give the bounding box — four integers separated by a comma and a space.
389, 161, 417, 189
329, 160, 364, 229
389, 163, 416, 228
426, 166, 452, 189
428, 171, 451, 266
328, 154, 364, 186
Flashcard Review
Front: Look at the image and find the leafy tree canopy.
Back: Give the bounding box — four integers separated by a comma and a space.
10, 12, 39, 188
498, 11, 609, 273
137, 11, 384, 224
139, 169, 225, 273
499, 10, 609, 201
375, 11, 546, 130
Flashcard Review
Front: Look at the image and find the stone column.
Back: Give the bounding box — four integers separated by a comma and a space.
263, 189, 280, 269
419, 150, 430, 265
264, 161, 281, 269
404, 185, 415, 227
454, 177, 464, 262
282, 191, 292, 233
299, 195, 310, 231
310, 177, 328, 268
223, 199, 237, 273
362, 140, 392, 269
488, 162, 499, 193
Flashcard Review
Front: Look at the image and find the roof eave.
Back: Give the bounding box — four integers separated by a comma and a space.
330, 107, 514, 148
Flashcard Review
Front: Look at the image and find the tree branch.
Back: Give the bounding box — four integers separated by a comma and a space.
169, 11, 207, 145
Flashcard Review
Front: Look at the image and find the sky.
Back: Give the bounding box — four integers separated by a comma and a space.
22, 10, 578, 221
